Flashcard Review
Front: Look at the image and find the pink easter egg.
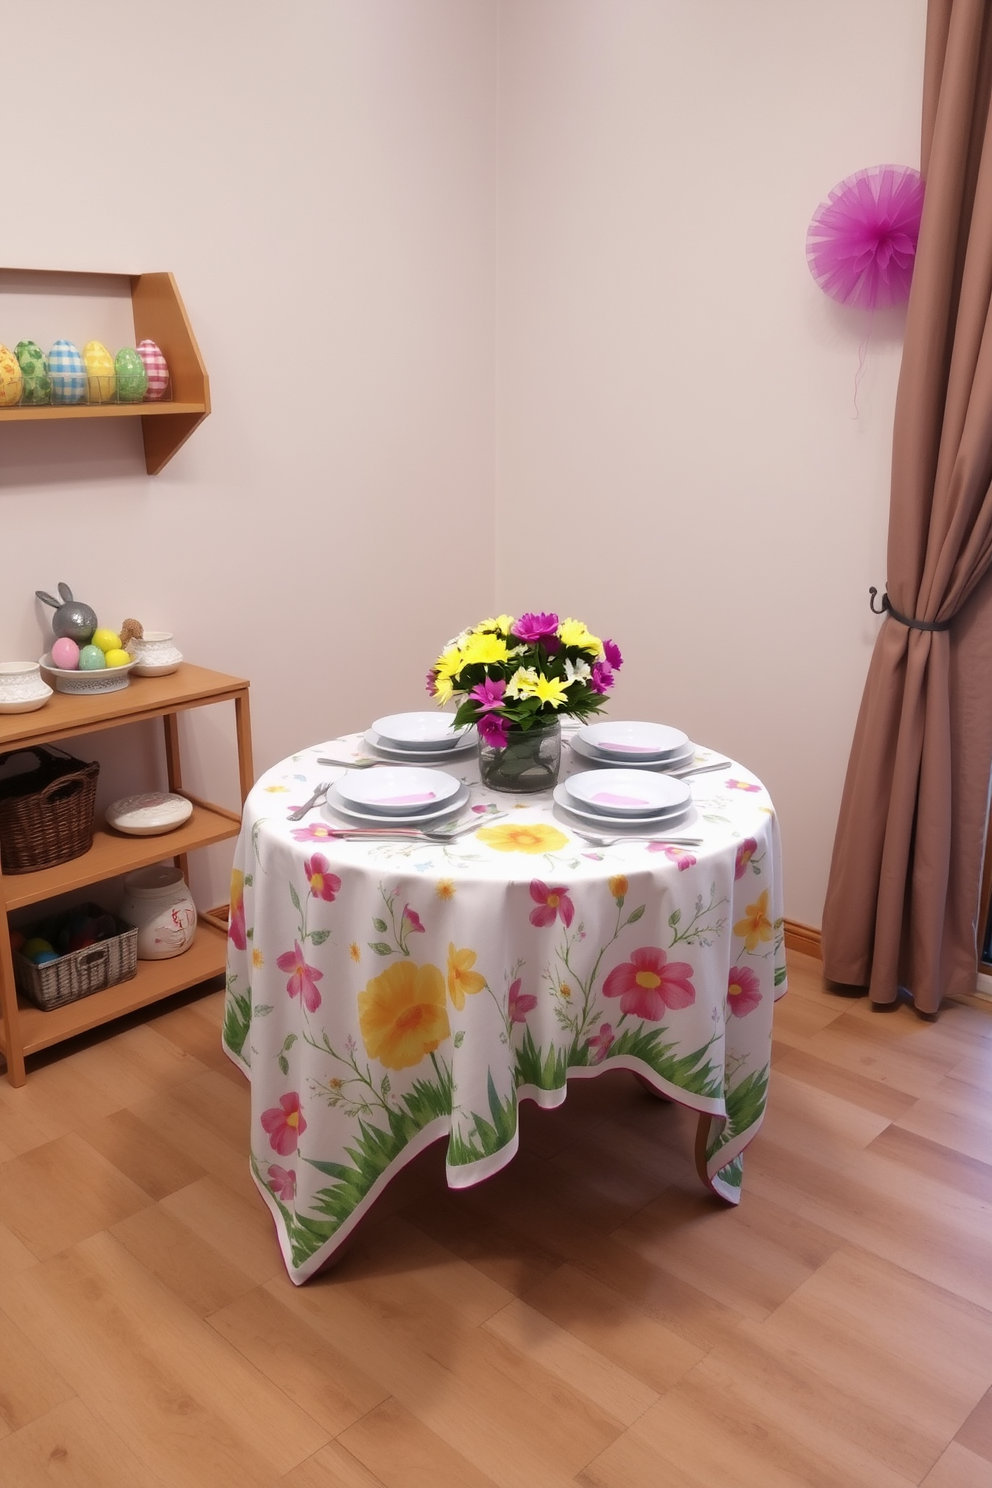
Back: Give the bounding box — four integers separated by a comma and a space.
136, 339, 170, 401
51, 636, 80, 669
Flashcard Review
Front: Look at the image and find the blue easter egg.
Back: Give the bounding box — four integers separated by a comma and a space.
48, 340, 86, 405
33, 949, 60, 965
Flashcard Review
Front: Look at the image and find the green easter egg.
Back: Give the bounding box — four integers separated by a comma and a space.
114, 347, 148, 403
15, 340, 51, 405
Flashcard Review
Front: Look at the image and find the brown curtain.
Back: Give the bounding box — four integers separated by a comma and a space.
822, 0, 992, 1015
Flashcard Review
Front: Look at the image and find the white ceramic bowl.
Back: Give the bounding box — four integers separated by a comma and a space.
0, 661, 52, 713
335, 765, 462, 815
564, 769, 691, 818
40, 654, 135, 694
130, 630, 183, 677
371, 712, 467, 750
105, 792, 193, 836
577, 720, 689, 760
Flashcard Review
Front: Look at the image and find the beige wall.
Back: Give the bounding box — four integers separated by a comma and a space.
1, 1, 927, 926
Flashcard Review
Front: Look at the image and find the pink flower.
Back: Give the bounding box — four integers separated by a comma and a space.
512, 611, 559, 643
603, 946, 695, 1019
587, 1022, 615, 1062
647, 843, 697, 870
479, 712, 511, 749
735, 838, 758, 880
261, 1093, 306, 1156
276, 940, 324, 1012
469, 677, 506, 712
402, 904, 425, 934
291, 821, 340, 843
726, 778, 761, 792
425, 668, 438, 696
529, 879, 575, 928
603, 638, 623, 670
727, 965, 762, 1017
305, 853, 342, 902
508, 977, 537, 1023
590, 661, 614, 694
267, 1164, 297, 1200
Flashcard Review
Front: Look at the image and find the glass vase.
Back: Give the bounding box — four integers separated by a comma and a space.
478, 717, 562, 793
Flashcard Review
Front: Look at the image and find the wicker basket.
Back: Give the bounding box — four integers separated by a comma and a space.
0, 746, 99, 874
14, 905, 137, 1011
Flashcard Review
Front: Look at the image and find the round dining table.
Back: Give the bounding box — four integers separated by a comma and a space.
223, 727, 786, 1284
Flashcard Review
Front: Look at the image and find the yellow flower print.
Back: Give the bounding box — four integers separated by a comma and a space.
435, 878, 456, 900
559, 982, 572, 1000
608, 874, 628, 901
357, 961, 450, 1070
263, 783, 290, 793
349, 941, 361, 962
251, 947, 264, 969
447, 943, 487, 1009
733, 889, 774, 953
477, 822, 569, 854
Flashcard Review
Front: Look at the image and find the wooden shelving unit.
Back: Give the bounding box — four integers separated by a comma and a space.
0, 268, 210, 474
0, 664, 252, 1085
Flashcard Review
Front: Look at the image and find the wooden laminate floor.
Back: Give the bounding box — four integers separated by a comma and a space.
0, 950, 990, 1487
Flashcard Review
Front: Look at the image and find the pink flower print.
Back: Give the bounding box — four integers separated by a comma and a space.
478, 711, 511, 749
587, 1022, 615, 1063
648, 842, 697, 870
603, 946, 696, 1019
590, 660, 614, 694
512, 611, 559, 643
727, 965, 762, 1017
305, 853, 342, 902
291, 821, 339, 843
529, 879, 575, 928
603, 638, 623, 671
402, 904, 425, 935
277, 940, 324, 1012
469, 676, 506, 712
508, 977, 537, 1024
726, 778, 760, 792
261, 1093, 307, 1156
267, 1164, 297, 1200
735, 838, 758, 879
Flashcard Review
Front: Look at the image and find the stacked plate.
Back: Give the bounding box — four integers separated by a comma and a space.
570, 720, 695, 773
364, 710, 477, 762
554, 768, 692, 832
323, 765, 469, 827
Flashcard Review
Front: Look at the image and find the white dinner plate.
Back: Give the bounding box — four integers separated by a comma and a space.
335, 765, 462, 815
564, 769, 691, 819
577, 720, 689, 760
371, 711, 470, 750
552, 785, 693, 831
323, 782, 470, 827
568, 734, 696, 772
364, 727, 478, 761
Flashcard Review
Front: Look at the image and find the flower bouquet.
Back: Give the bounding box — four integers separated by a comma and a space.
428, 612, 622, 791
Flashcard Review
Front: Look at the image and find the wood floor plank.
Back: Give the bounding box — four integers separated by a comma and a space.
0, 1303, 75, 1434
771, 1043, 918, 1120
111, 1200, 263, 1318
280, 1440, 390, 1487
338, 1397, 503, 1488
920, 1441, 992, 1487
160, 1174, 287, 1285
895, 1071, 992, 1167
77, 1106, 209, 1201
0, 1133, 153, 1260
955, 1382, 992, 1463
0, 1397, 167, 1488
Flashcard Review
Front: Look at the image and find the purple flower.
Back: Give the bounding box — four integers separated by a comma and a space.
425, 669, 437, 696
590, 660, 614, 694
512, 612, 559, 643
603, 638, 623, 670
478, 712, 511, 749
469, 677, 506, 713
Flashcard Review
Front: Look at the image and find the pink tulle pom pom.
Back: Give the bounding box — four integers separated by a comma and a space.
807, 164, 924, 312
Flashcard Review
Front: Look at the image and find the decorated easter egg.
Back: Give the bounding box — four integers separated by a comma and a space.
115, 347, 147, 403
0, 344, 23, 407
22, 937, 53, 961
83, 341, 116, 404
78, 645, 107, 670
51, 636, 80, 669
48, 340, 86, 405
137, 339, 169, 400
15, 341, 51, 405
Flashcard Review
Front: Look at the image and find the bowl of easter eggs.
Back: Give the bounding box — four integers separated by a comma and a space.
40, 627, 136, 694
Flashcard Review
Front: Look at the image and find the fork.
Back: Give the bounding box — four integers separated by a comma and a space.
325, 814, 506, 843
316, 756, 384, 769
288, 781, 332, 821
571, 831, 704, 848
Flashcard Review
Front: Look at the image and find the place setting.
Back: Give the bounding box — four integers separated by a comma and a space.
553, 766, 700, 842
568, 719, 730, 777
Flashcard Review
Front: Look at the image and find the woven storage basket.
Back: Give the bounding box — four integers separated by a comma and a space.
14, 905, 137, 1011
0, 746, 99, 874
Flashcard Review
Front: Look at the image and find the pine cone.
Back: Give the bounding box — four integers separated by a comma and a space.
119, 617, 144, 650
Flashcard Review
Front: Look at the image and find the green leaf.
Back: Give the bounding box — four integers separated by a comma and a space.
253, 1003, 273, 1016
289, 882, 301, 913
244, 874, 253, 887
310, 929, 331, 945
453, 1029, 465, 1048
369, 941, 393, 956
222, 988, 252, 1059
626, 904, 645, 925
669, 909, 682, 927
774, 965, 787, 987
372, 917, 388, 933
281, 1033, 298, 1053
277, 1054, 289, 1076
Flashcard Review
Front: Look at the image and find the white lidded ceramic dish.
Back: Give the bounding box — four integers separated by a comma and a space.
563, 768, 691, 818
335, 765, 463, 815
371, 711, 468, 750
577, 720, 689, 760
0, 660, 52, 713
105, 792, 193, 836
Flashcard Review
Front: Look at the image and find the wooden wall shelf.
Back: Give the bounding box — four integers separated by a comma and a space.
0, 268, 210, 474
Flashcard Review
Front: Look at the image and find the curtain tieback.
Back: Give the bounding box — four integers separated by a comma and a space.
868, 586, 952, 632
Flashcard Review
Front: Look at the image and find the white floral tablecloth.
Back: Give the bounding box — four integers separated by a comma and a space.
223, 733, 787, 1284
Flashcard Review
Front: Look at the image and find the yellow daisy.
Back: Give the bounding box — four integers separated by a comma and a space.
251, 946, 264, 969
349, 941, 361, 962
477, 822, 569, 854
435, 879, 456, 900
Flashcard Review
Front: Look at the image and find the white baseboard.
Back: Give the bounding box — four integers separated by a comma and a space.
975, 970, 992, 1003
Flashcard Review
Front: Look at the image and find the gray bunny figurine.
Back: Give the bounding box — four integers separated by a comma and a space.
36, 582, 98, 643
